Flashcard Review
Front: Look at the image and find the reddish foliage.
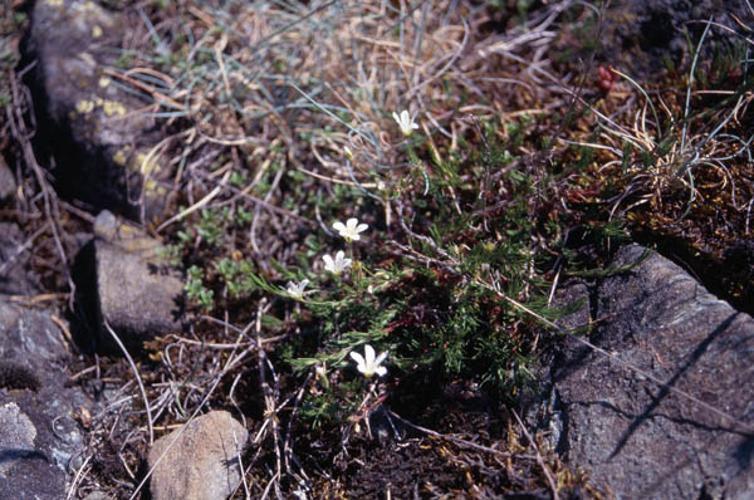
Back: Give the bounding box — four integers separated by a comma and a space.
597, 65, 617, 93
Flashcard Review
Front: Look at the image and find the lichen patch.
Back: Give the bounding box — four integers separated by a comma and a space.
102, 100, 126, 117
75, 99, 95, 114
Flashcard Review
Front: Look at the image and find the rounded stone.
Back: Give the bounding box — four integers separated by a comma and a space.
147, 411, 249, 500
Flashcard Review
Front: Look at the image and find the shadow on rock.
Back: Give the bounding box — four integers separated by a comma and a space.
540, 244, 754, 499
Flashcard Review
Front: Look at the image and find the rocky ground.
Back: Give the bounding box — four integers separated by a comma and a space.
1, 0, 753, 498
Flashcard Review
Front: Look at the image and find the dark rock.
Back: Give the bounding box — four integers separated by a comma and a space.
582, 0, 748, 81
0, 298, 68, 382
0, 297, 92, 499
0, 401, 64, 500
0, 222, 39, 296
147, 410, 248, 500
549, 245, 754, 498
25, 0, 169, 219
0, 157, 15, 200
0, 387, 89, 500
73, 211, 182, 351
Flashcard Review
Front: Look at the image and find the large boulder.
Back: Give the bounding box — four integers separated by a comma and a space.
548, 245, 754, 498
147, 411, 249, 500
25, 0, 170, 219
73, 211, 182, 351
0, 297, 92, 499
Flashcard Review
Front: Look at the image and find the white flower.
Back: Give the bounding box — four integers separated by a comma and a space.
286, 279, 309, 300
322, 250, 352, 275
332, 218, 368, 242
392, 109, 419, 137
349, 344, 388, 378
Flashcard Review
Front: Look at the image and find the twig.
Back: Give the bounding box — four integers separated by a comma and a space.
104, 321, 154, 445
512, 410, 559, 500
255, 299, 283, 499
128, 319, 258, 499
387, 410, 513, 459
0, 222, 49, 276
7, 72, 74, 304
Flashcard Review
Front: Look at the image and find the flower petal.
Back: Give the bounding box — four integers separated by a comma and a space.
375, 366, 387, 377
346, 218, 358, 229
332, 221, 346, 233
401, 110, 410, 122
392, 111, 401, 124
374, 351, 388, 366
349, 351, 365, 371
364, 344, 375, 365
323, 254, 334, 267
356, 223, 368, 233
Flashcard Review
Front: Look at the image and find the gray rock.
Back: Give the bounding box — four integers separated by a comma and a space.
0, 157, 15, 200
0, 297, 68, 382
0, 399, 65, 500
26, 0, 168, 218
0, 401, 37, 477
0, 222, 39, 295
550, 245, 754, 499
0, 298, 92, 499
96, 240, 182, 343
148, 411, 248, 500
0, 389, 89, 500
74, 212, 182, 350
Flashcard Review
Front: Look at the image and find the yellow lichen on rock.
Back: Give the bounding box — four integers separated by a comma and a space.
76, 99, 95, 114
46, 0, 64, 6
92, 25, 103, 38
103, 100, 127, 117
77, 97, 128, 116
135, 152, 160, 176
113, 149, 129, 166
98, 76, 111, 88
143, 178, 166, 196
